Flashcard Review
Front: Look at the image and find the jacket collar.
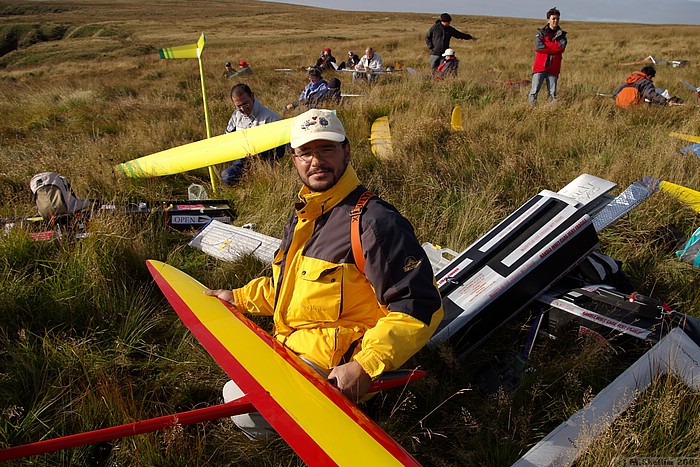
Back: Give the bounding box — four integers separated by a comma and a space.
295, 165, 361, 216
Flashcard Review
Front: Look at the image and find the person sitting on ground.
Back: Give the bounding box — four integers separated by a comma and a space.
315, 48, 337, 71
353, 47, 383, 83
339, 50, 360, 70
221, 83, 285, 186
229, 60, 253, 79
612, 66, 682, 108
206, 108, 444, 440
223, 62, 235, 78
435, 48, 459, 79
286, 67, 329, 110
324, 77, 341, 104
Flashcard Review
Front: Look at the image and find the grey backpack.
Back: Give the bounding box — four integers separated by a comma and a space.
29, 172, 91, 218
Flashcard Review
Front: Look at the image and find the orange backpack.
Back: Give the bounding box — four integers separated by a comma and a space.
615, 86, 641, 109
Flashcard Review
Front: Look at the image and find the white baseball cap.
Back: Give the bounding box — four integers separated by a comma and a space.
442, 48, 455, 57
290, 109, 345, 148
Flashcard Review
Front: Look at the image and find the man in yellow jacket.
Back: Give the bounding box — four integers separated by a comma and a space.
206, 109, 443, 437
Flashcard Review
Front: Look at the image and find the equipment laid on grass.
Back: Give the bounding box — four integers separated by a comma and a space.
643, 176, 700, 214
591, 180, 655, 231
680, 79, 700, 92
676, 226, 700, 268
29, 172, 92, 218
618, 55, 689, 68
680, 143, 700, 157
539, 284, 700, 346
369, 116, 394, 159
426, 174, 616, 356
511, 327, 700, 467
115, 117, 293, 177
451, 105, 463, 131
189, 220, 281, 264
161, 199, 234, 231
669, 131, 700, 144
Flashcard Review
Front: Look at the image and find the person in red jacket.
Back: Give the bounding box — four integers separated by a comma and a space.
528, 7, 567, 105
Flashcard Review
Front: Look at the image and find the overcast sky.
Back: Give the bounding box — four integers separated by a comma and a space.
261, 0, 700, 25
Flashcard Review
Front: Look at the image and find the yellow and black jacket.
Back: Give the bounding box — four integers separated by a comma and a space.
232, 165, 444, 377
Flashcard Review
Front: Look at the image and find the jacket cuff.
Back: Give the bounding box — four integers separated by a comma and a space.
232, 288, 246, 311
353, 350, 386, 379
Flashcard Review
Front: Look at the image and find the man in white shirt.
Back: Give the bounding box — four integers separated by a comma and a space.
353, 47, 383, 83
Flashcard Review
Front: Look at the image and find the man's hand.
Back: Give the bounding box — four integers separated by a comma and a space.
204, 289, 235, 306
328, 361, 372, 403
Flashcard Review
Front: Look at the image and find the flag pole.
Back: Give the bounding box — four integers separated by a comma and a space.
196, 33, 218, 193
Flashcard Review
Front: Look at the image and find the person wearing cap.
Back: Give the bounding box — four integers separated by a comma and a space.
425, 13, 476, 73
435, 48, 459, 79
314, 48, 337, 72
223, 61, 235, 78
285, 67, 329, 110
229, 60, 253, 79
206, 108, 444, 437
528, 7, 567, 105
220, 83, 284, 186
353, 47, 383, 83
340, 50, 360, 70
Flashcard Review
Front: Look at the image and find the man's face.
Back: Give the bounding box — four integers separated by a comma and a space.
292, 139, 350, 192
548, 15, 560, 28
309, 73, 320, 83
440, 20, 451, 27
365, 48, 373, 59
232, 92, 254, 116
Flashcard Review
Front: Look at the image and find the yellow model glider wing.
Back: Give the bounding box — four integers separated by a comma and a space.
451, 105, 464, 131
669, 132, 700, 144
370, 116, 393, 160
659, 180, 700, 214
115, 118, 292, 177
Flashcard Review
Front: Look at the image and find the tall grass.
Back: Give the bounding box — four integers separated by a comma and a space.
1, 1, 699, 465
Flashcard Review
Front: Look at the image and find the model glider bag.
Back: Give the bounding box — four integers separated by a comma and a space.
115, 118, 293, 177
370, 116, 394, 159
146, 260, 421, 466
451, 106, 464, 131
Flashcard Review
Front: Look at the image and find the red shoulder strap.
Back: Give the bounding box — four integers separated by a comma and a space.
350, 191, 376, 275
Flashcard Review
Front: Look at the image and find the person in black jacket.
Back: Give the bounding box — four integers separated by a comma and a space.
425, 13, 477, 72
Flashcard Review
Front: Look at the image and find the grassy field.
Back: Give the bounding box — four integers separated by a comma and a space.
1, 1, 700, 465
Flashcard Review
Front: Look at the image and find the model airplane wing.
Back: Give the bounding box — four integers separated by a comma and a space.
146, 260, 421, 466
115, 118, 293, 177
680, 80, 700, 92
370, 116, 394, 160
451, 105, 464, 131
670, 131, 700, 144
